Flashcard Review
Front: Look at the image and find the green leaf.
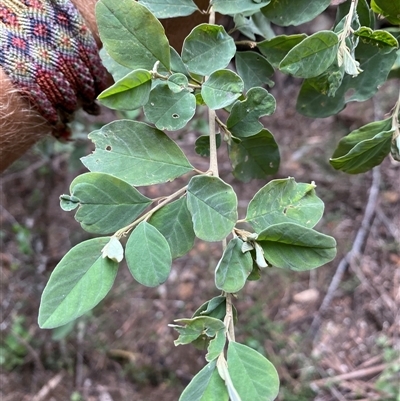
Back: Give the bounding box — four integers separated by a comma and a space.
391, 133, 400, 162
212, 0, 271, 15
227, 342, 279, 401
97, 69, 151, 111
330, 119, 394, 174
354, 27, 399, 48
371, 0, 400, 24
101, 237, 124, 263
125, 222, 172, 287
149, 197, 195, 259
215, 237, 253, 293
262, 0, 330, 26
193, 296, 226, 320
38, 238, 118, 329
279, 31, 339, 78
60, 195, 80, 211
65, 172, 151, 234
246, 177, 324, 232
96, 0, 170, 70
201, 70, 244, 110
227, 87, 276, 138
257, 223, 337, 271
179, 360, 229, 401
171, 316, 226, 345
99, 48, 133, 81
195, 134, 221, 157
138, 0, 198, 18
228, 129, 280, 183
143, 83, 196, 130
258, 34, 307, 68
187, 176, 238, 242
182, 24, 236, 76
206, 329, 226, 362
297, 39, 398, 118
235, 52, 274, 91
81, 120, 193, 186
168, 73, 189, 93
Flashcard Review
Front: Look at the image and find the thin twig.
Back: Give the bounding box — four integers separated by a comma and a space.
312, 362, 388, 386
309, 166, 381, 339
31, 372, 64, 401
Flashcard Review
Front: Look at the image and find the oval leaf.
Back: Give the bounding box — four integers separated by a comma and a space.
143, 83, 196, 130
38, 238, 118, 329
179, 360, 229, 401
138, 0, 198, 18
182, 24, 236, 76
96, 0, 170, 70
201, 70, 244, 110
187, 176, 238, 242
97, 69, 152, 111
257, 222, 337, 271
68, 172, 152, 234
81, 120, 193, 186
279, 31, 338, 78
258, 34, 307, 68
330, 120, 394, 174
228, 129, 280, 183
149, 197, 195, 259
215, 237, 253, 293
246, 177, 324, 232
126, 222, 172, 287
227, 342, 279, 401
235, 51, 274, 91
212, 0, 271, 14
227, 87, 276, 138
262, 0, 330, 26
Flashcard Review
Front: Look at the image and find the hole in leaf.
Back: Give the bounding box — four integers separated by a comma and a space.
172, 113, 179, 119
106, 145, 112, 151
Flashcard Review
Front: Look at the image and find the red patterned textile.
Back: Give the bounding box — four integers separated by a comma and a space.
0, 0, 108, 139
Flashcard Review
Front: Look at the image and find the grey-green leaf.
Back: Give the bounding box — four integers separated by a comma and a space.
201, 70, 244, 110
96, 0, 170, 70
97, 69, 151, 111
227, 87, 276, 138
228, 129, 280, 182
125, 222, 172, 287
144, 83, 196, 130
330, 119, 394, 174
212, 0, 271, 15
279, 31, 339, 78
258, 34, 307, 68
215, 237, 253, 293
182, 24, 236, 76
261, 0, 330, 26
67, 173, 152, 234
187, 176, 238, 242
257, 222, 337, 271
179, 360, 229, 401
138, 0, 198, 18
81, 120, 193, 186
38, 238, 118, 329
297, 39, 398, 118
235, 51, 274, 91
227, 342, 279, 401
100, 48, 133, 81
149, 197, 195, 259
246, 177, 324, 232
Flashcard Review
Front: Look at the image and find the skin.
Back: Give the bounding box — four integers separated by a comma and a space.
0, 0, 210, 172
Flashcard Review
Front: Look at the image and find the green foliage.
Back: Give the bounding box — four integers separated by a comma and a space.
38, 1, 399, 399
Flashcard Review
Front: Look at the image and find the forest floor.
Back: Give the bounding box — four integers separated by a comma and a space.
1, 77, 399, 401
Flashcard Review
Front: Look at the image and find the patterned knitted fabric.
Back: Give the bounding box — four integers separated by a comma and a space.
0, 0, 108, 139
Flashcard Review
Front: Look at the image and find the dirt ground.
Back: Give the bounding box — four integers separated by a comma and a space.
1, 74, 399, 401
